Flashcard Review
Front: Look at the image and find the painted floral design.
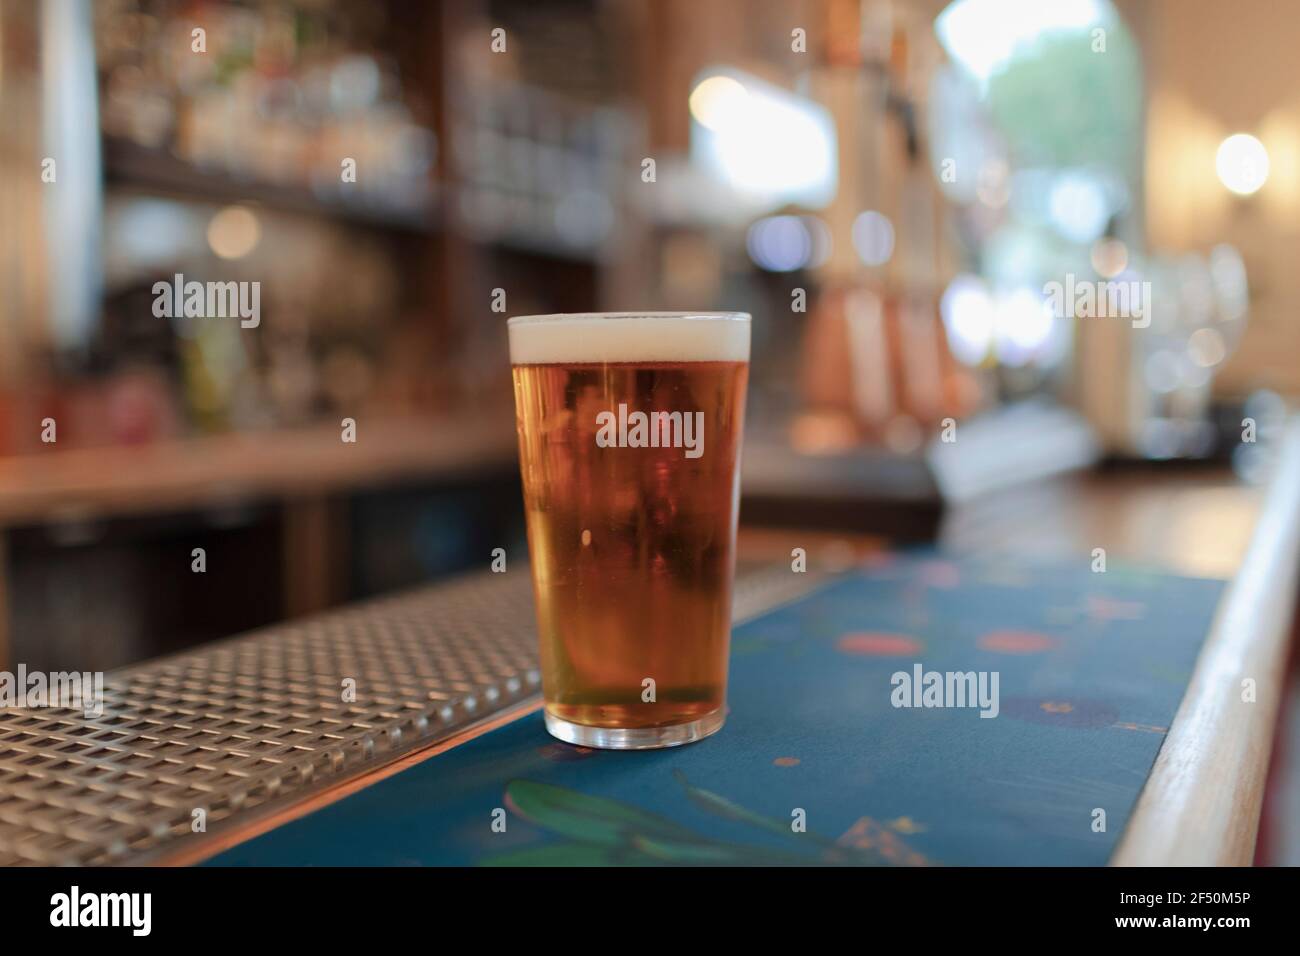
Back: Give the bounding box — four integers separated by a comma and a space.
482, 771, 932, 866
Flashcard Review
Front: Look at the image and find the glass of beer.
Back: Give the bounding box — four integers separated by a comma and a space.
509, 312, 751, 749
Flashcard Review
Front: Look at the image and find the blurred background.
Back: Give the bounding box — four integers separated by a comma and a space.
0, 0, 1296, 676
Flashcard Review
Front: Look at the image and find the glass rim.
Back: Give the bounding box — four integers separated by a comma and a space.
507, 311, 751, 326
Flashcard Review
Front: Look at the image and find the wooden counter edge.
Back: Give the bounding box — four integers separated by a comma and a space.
1112, 419, 1300, 866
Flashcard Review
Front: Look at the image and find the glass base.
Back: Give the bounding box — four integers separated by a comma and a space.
544, 708, 725, 750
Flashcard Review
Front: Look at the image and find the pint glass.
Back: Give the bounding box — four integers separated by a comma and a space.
509, 312, 751, 749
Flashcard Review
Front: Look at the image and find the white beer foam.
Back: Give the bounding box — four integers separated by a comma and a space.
508, 312, 750, 364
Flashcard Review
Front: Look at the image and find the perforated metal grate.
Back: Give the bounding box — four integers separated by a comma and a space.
0, 564, 825, 866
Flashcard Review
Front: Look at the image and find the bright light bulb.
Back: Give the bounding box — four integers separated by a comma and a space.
690, 68, 837, 209
1216, 133, 1269, 196
940, 274, 995, 366
689, 75, 749, 132
207, 206, 261, 260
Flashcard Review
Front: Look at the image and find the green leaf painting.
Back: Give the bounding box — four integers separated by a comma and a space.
482, 775, 930, 867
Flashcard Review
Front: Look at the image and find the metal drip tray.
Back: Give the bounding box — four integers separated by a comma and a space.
0, 564, 824, 865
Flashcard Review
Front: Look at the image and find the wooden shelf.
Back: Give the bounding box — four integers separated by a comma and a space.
102, 136, 440, 235
0, 414, 518, 529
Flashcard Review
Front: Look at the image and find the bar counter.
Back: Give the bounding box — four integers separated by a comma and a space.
1, 423, 1297, 866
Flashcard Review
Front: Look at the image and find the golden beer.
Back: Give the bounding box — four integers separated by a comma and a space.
509, 312, 751, 748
